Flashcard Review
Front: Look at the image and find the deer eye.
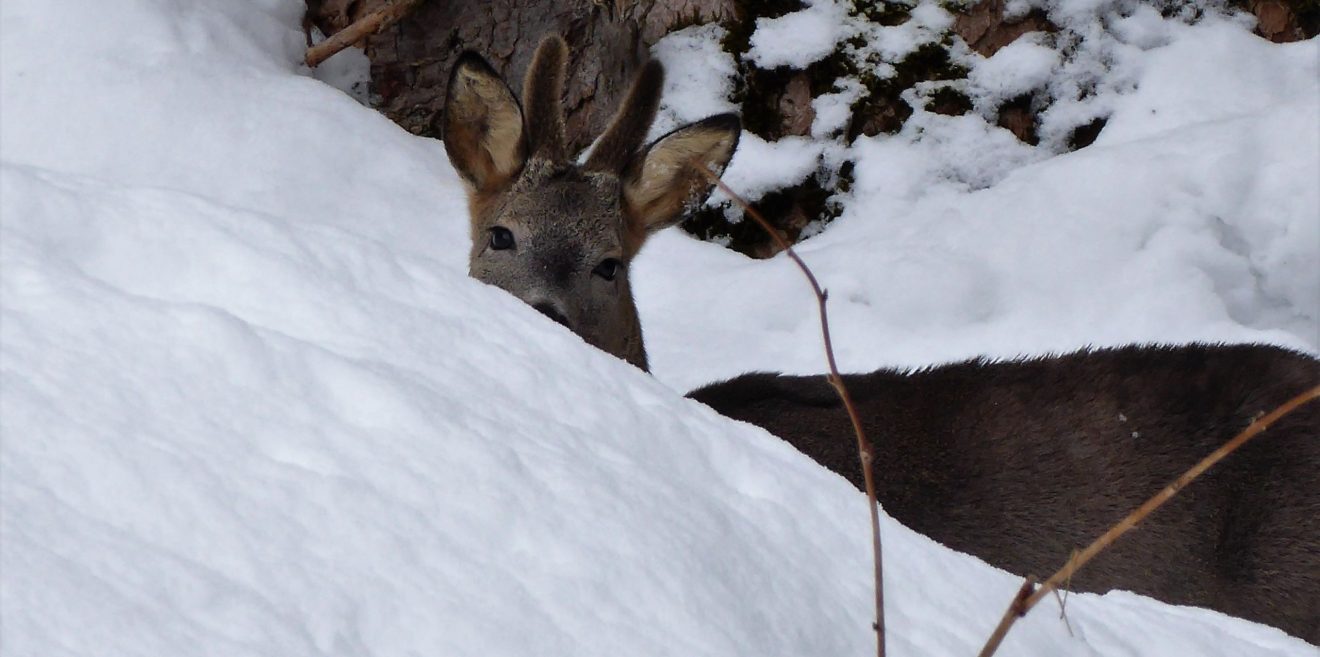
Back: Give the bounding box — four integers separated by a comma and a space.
592, 258, 621, 281
489, 226, 515, 250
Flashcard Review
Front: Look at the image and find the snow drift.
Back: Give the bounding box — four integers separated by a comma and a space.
2, 1, 1317, 656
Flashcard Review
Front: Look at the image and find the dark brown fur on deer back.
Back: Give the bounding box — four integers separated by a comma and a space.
687, 343, 1320, 643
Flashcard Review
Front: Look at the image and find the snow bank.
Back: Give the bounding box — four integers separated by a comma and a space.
2, 1, 1318, 656
641, 14, 1318, 392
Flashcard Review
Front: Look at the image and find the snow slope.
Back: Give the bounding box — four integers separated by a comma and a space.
644, 11, 1318, 389
2, 1, 1317, 657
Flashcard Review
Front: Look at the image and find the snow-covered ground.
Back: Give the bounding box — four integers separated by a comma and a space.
2, 1, 1316, 656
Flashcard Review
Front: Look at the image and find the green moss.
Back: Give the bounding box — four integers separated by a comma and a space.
845, 42, 969, 137
995, 93, 1038, 145
696, 2, 976, 255
737, 65, 799, 138
901, 41, 971, 81
927, 85, 973, 116
721, 0, 804, 56
1300, 1, 1320, 37
1067, 116, 1107, 151
936, 0, 978, 12
1225, 0, 1320, 38
855, 0, 914, 26
681, 164, 853, 258
833, 160, 856, 194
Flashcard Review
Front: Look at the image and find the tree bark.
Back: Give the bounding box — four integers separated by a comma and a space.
324, 0, 724, 153
305, 0, 425, 68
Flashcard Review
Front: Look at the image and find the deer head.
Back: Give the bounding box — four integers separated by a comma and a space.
443, 35, 740, 371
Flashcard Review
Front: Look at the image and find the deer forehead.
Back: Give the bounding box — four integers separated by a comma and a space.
481, 164, 627, 256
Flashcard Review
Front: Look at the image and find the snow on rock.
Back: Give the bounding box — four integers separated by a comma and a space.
649, 24, 740, 138
811, 78, 865, 138
746, 0, 853, 69
857, 0, 957, 63
967, 34, 1061, 103
712, 133, 829, 206
639, 13, 1318, 390
2, 1, 1319, 656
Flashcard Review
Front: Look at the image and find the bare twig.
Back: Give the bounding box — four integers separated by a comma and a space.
979, 576, 1038, 654
692, 162, 886, 657
1051, 588, 1073, 637
304, 0, 426, 68
977, 384, 1320, 657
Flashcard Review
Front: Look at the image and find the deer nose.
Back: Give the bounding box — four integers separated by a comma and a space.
533, 302, 570, 329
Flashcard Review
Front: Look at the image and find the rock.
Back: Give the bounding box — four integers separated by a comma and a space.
953, 0, 1054, 57
1249, 0, 1306, 43
996, 94, 1037, 145
777, 72, 815, 137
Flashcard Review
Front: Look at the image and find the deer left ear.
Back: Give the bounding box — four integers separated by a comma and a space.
443, 52, 527, 193
623, 114, 741, 237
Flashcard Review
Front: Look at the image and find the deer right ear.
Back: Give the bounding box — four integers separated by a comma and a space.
443, 52, 528, 192
622, 114, 741, 238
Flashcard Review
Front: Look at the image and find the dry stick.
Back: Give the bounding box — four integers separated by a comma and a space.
693, 162, 886, 657
304, 0, 426, 68
977, 384, 1320, 657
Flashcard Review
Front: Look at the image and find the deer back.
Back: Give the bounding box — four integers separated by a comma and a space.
688, 343, 1320, 642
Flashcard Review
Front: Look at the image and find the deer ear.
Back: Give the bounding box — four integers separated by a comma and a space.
623, 114, 741, 235
522, 35, 569, 163
443, 52, 528, 192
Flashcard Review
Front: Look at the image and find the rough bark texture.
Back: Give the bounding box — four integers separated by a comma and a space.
314, 0, 732, 152
307, 0, 1309, 259
305, 0, 425, 67
632, 0, 736, 43
305, 0, 377, 36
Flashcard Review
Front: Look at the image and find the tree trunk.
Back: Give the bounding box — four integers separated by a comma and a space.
307, 0, 1320, 258
310, 0, 731, 153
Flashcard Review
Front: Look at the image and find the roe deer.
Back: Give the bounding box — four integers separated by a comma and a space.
443, 35, 739, 371
444, 37, 1320, 643
689, 343, 1320, 643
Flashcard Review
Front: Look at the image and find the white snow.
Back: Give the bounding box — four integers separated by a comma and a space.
648, 24, 740, 138
712, 133, 830, 206
2, 1, 1318, 657
746, 0, 853, 69
967, 35, 1060, 103
854, 0, 956, 63
1099, 20, 1319, 144
811, 78, 864, 138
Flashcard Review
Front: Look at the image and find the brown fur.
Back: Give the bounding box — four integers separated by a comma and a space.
687, 343, 1320, 643
585, 60, 664, 175
443, 36, 741, 370
521, 35, 568, 162
443, 53, 526, 192
624, 114, 740, 236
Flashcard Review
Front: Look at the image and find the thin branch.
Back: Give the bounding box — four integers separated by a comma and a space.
977, 384, 1320, 657
692, 162, 886, 657
979, 576, 1037, 654
1051, 588, 1073, 637
304, 0, 426, 69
